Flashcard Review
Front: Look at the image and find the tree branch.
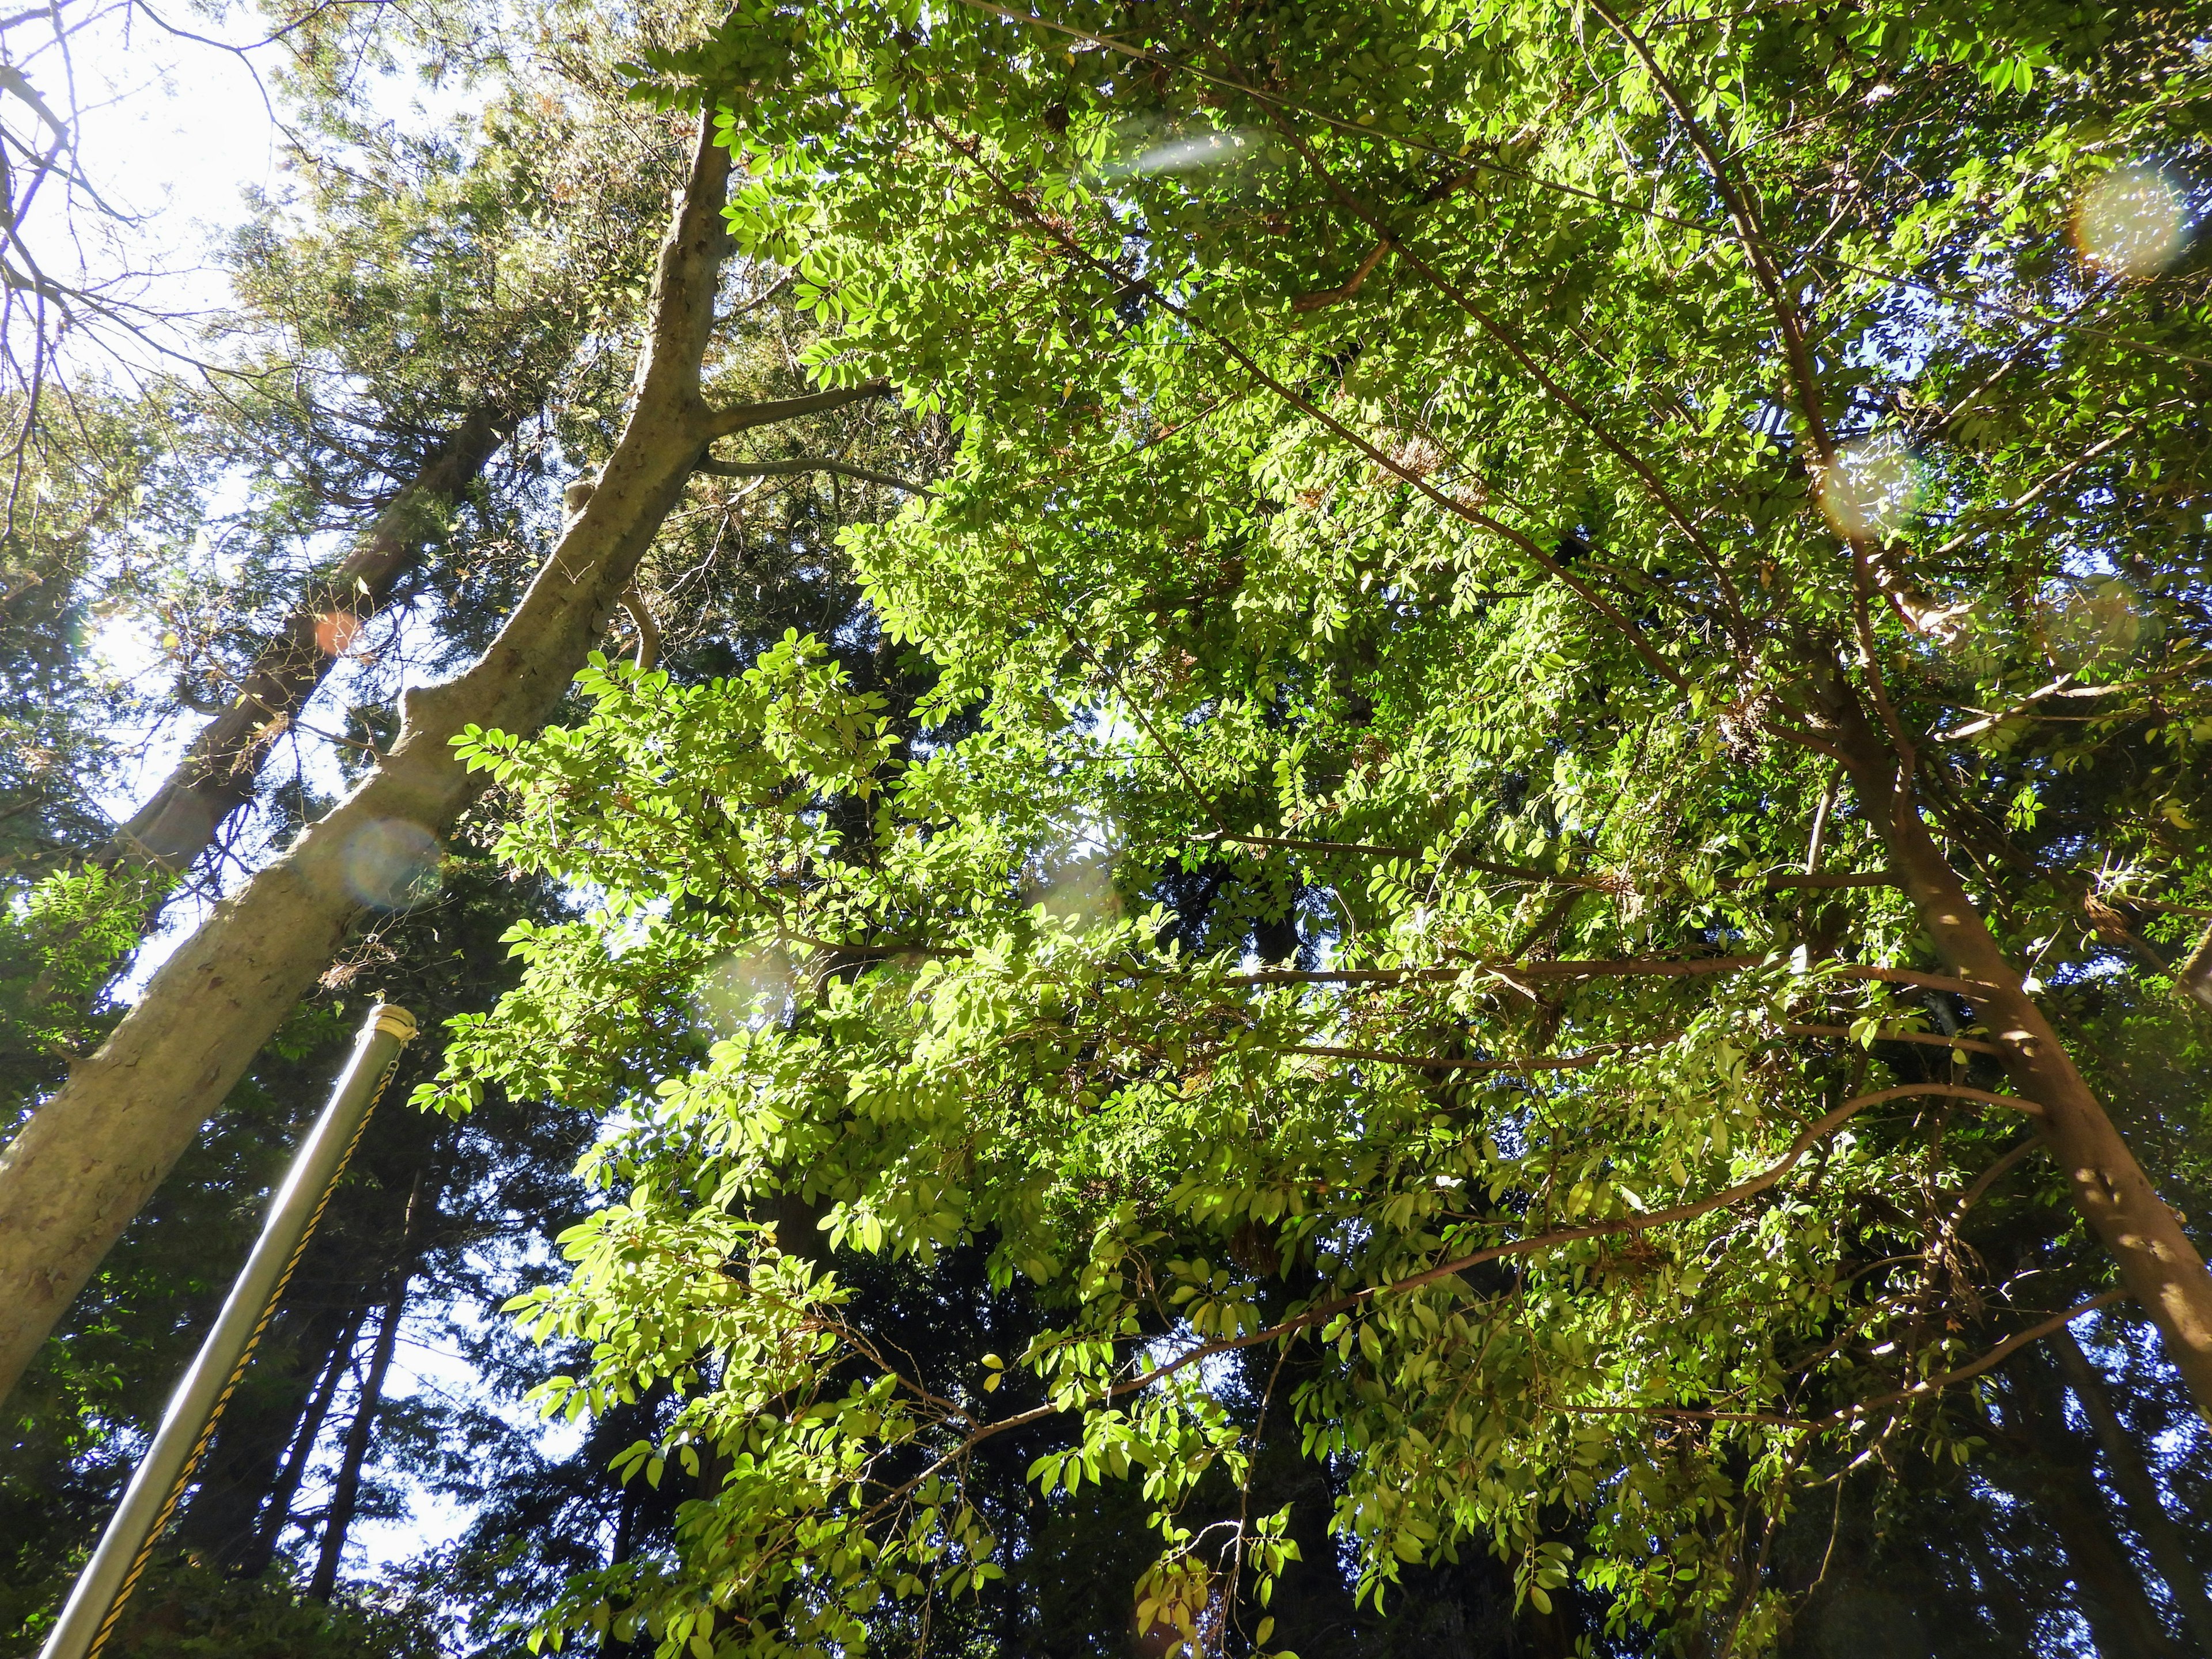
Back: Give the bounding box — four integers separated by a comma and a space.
1580, 0, 1825, 461
1226, 957, 1762, 988
1783, 1024, 2003, 1056
1224, 958, 1999, 994
698, 381, 895, 440
1198, 831, 1895, 893
1835, 1288, 2126, 1421
1266, 111, 1751, 639
696, 455, 933, 496
1290, 235, 1392, 310
1278, 1040, 1643, 1072
1121, 1081, 2037, 1397
928, 120, 1694, 695
619, 585, 660, 674
2176, 922, 2212, 1013
866, 1082, 2046, 1517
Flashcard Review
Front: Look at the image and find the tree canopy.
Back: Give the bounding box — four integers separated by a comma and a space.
6, 0, 2212, 1656
398, 0, 2212, 1652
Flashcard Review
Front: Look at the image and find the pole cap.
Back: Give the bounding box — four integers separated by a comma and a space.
370, 1005, 419, 1043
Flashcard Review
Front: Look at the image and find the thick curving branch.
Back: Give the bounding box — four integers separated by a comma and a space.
698, 381, 894, 440
696, 454, 933, 496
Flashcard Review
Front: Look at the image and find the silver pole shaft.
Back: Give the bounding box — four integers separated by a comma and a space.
40, 1003, 418, 1659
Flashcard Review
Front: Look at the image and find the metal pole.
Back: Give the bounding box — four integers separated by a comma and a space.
39, 1003, 418, 1659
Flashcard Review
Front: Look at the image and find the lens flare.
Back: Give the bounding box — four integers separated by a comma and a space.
315, 610, 363, 656
1098, 126, 1264, 181
1815, 433, 1925, 543
2048, 577, 2147, 669
342, 819, 442, 910
1020, 827, 1123, 929
2073, 166, 2190, 280
700, 948, 795, 1034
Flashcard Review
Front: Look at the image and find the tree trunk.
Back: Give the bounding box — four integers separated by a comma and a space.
176, 1298, 364, 1574
305, 1286, 404, 1601
2055, 1330, 2212, 1658
101, 406, 509, 874
236, 1301, 366, 1579
1819, 680, 2212, 1422
308, 1169, 423, 1601
603, 1479, 642, 1656
2177, 922, 2212, 1014
2003, 1357, 2181, 1659
0, 120, 889, 1404
2041, 1467, 2181, 1659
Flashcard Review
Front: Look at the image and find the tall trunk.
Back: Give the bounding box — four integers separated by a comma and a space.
2055, 1330, 2212, 1658
237, 1301, 367, 1580
2041, 1467, 2182, 1659
0, 122, 886, 1403
176, 1298, 363, 1574
1819, 680, 2212, 1421
308, 1170, 424, 1602
305, 1288, 404, 1602
102, 406, 509, 874
602, 1480, 642, 1657
2003, 1358, 2181, 1659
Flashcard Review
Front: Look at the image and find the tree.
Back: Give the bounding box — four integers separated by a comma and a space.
1, 388, 209, 1201
101, 28, 703, 880
0, 1, 205, 505
419, 0, 2212, 1651
0, 96, 904, 1402
6, 12, 957, 1651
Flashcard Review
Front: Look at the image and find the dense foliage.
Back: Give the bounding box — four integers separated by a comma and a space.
408, 0, 2212, 1653
7, 0, 2212, 1656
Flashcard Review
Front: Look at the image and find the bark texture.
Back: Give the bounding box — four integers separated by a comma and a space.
0, 119, 890, 1403
103, 406, 508, 873
2001, 1355, 2183, 1659
308, 1171, 421, 1602
2054, 1330, 2212, 1658
1819, 679, 2212, 1422
240, 1303, 366, 1578
2177, 922, 2212, 1014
